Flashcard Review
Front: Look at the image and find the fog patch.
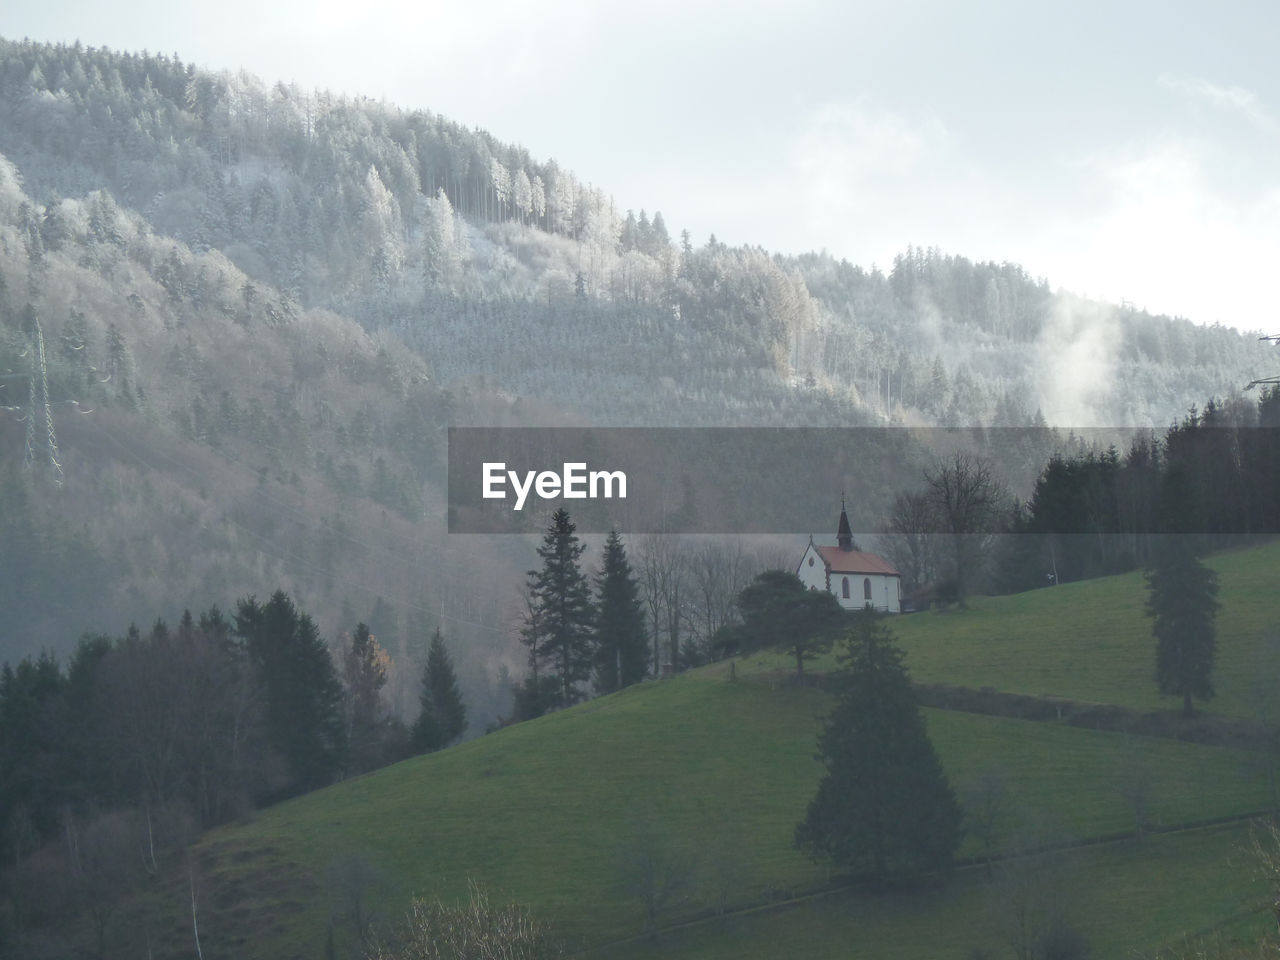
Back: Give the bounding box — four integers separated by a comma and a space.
1035, 295, 1120, 426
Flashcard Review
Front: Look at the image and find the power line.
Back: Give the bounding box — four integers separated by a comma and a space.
1245, 334, 1278, 391
17, 317, 64, 486
36, 320, 64, 487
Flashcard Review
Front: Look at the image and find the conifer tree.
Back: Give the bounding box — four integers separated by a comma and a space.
521, 509, 595, 708
732, 570, 844, 676
412, 629, 467, 752
594, 530, 649, 693
795, 611, 961, 885
235, 591, 346, 795
1145, 534, 1219, 718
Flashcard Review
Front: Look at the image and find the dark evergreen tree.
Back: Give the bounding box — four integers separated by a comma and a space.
794, 611, 962, 885
1145, 535, 1220, 718
412, 629, 467, 752
235, 591, 346, 795
511, 674, 561, 724
0, 651, 67, 852
729, 570, 843, 675
593, 530, 649, 693
520, 509, 595, 708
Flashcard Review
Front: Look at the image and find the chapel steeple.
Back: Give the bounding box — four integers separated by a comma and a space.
837, 495, 853, 551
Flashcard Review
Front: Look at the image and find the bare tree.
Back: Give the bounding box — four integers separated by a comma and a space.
327, 849, 392, 949
616, 824, 697, 941
1248, 816, 1280, 937
746, 540, 800, 578
989, 815, 1089, 960
961, 765, 1011, 874
686, 538, 756, 661
924, 452, 1007, 603
635, 535, 688, 675
877, 489, 945, 596
62, 809, 144, 959
96, 614, 269, 828
366, 881, 563, 959
1116, 737, 1156, 844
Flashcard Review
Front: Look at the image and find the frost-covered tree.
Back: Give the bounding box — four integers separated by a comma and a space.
423, 188, 461, 291
513, 168, 533, 224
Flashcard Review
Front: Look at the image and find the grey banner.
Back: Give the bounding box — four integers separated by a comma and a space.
446, 426, 1280, 535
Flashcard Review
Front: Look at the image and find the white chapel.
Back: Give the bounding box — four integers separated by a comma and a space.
797, 501, 902, 613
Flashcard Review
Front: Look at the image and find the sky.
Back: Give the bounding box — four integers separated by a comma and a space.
5, 0, 1280, 331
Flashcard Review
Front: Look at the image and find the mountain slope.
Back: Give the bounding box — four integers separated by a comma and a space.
0, 34, 1275, 713
105, 538, 1280, 959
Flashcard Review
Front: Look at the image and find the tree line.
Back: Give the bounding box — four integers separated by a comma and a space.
878, 385, 1280, 601
513, 517, 649, 719
0, 590, 467, 951
506, 512, 808, 719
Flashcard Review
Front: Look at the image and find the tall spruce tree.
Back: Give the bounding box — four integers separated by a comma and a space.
235, 591, 346, 795
795, 611, 962, 885
521, 509, 595, 709
1145, 535, 1219, 718
412, 629, 467, 752
594, 530, 649, 693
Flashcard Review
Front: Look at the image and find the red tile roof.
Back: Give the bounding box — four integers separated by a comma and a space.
816, 546, 900, 576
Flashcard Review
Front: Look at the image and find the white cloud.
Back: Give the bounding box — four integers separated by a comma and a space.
1158, 74, 1277, 134
788, 97, 953, 265
1041, 138, 1280, 329
791, 98, 945, 185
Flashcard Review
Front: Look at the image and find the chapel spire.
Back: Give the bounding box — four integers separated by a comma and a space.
837, 495, 853, 551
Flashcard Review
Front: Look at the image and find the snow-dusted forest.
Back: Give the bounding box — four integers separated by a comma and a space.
0, 37, 1274, 723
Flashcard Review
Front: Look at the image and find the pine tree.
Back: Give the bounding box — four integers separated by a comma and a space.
412, 629, 467, 752
594, 530, 649, 693
521, 509, 595, 709
795, 611, 962, 885
235, 591, 346, 794
1145, 535, 1219, 718
422, 188, 461, 291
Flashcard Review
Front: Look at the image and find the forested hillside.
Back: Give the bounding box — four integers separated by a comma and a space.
0, 35, 1274, 689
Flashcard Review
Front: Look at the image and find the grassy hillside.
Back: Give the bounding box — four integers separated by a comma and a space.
893, 539, 1280, 719
598, 824, 1267, 960
118, 540, 1280, 959
738, 539, 1280, 719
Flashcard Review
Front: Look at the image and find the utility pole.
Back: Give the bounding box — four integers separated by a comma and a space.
1246, 334, 1280, 392
34, 318, 63, 487
6, 316, 65, 486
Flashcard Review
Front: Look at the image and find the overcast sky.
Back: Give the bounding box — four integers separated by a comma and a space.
6, 1, 1279, 331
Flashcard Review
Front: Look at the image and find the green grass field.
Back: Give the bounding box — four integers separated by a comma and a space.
736, 539, 1280, 718
135, 539, 1280, 959
177, 684, 1272, 958
595, 824, 1272, 960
